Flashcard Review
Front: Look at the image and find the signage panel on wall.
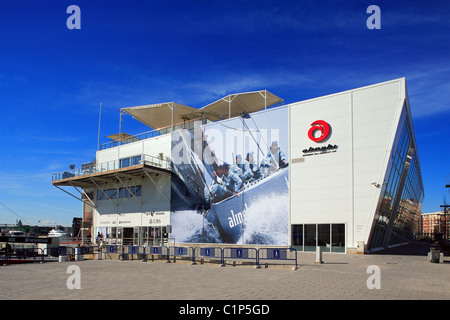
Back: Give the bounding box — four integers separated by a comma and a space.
303, 120, 338, 156
308, 120, 331, 142
170, 107, 289, 245
97, 211, 170, 227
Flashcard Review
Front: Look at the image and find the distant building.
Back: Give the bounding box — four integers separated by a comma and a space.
421, 211, 450, 241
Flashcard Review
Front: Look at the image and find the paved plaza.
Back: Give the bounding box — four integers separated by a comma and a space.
0, 243, 449, 301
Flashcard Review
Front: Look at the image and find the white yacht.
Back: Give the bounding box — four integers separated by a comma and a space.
48, 229, 67, 237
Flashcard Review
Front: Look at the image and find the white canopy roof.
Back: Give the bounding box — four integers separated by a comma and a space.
106, 132, 137, 141
200, 90, 283, 121
122, 102, 199, 130
121, 90, 283, 129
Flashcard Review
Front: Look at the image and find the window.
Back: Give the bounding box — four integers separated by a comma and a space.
119, 187, 129, 198
131, 155, 141, 166
119, 185, 141, 198
119, 155, 142, 168
292, 224, 303, 247
97, 185, 142, 201
304, 224, 316, 252
291, 223, 346, 253
120, 158, 130, 168
332, 224, 345, 253
106, 188, 117, 199
318, 224, 331, 252
97, 188, 117, 200
130, 185, 142, 197
97, 190, 104, 201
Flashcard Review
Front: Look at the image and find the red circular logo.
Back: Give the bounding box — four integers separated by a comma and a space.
308, 120, 330, 142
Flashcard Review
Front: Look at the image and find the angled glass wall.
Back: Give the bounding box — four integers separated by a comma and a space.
388, 152, 424, 246
369, 109, 424, 251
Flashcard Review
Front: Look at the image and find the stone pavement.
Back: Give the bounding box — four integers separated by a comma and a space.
0, 242, 449, 301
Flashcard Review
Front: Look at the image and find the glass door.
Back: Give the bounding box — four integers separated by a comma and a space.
304, 224, 316, 252
123, 227, 133, 245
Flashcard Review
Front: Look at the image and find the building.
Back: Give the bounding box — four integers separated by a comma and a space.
421, 211, 450, 241
52, 78, 424, 253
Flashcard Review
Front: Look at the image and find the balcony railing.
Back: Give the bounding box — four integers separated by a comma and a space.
99, 118, 208, 151
52, 154, 171, 182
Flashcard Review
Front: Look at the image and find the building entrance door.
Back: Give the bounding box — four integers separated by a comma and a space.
123, 227, 133, 245
150, 226, 162, 245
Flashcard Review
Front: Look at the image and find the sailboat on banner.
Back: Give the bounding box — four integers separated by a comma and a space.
171, 115, 289, 244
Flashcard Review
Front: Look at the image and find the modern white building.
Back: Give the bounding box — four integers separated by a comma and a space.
289, 78, 423, 253
52, 78, 424, 253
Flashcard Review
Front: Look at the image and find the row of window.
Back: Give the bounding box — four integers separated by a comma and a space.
292, 223, 345, 253
97, 185, 142, 201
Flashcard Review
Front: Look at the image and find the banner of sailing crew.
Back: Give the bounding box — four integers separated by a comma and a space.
170, 106, 289, 245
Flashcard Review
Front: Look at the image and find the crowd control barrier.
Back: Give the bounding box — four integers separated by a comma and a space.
119, 245, 144, 261
193, 247, 223, 265
145, 246, 171, 262
170, 246, 195, 264
257, 247, 298, 270
222, 247, 259, 267
99, 244, 299, 270
106, 245, 118, 254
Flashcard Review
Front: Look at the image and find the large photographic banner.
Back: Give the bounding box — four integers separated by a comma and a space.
170, 107, 289, 245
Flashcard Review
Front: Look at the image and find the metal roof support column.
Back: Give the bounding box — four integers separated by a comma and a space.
228, 95, 231, 119
171, 102, 174, 132
144, 171, 170, 203
265, 89, 267, 110
68, 182, 96, 208
54, 185, 96, 209
115, 175, 142, 206
89, 178, 118, 208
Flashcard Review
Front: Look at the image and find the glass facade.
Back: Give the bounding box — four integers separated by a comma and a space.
389, 152, 423, 245
291, 224, 346, 253
97, 226, 168, 246
369, 113, 424, 250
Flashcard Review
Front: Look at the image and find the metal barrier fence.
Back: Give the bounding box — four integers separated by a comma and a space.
119, 245, 144, 260
222, 247, 258, 267
98, 245, 299, 270
193, 247, 223, 265
171, 246, 195, 264
257, 247, 298, 270
104, 245, 170, 262
1, 247, 48, 265
1, 243, 299, 270
0, 245, 99, 265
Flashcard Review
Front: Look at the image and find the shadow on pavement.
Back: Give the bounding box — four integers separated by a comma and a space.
370, 242, 431, 256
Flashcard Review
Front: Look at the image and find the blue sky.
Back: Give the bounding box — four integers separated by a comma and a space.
0, 0, 449, 226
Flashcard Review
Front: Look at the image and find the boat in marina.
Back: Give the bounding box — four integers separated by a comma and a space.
47, 229, 67, 237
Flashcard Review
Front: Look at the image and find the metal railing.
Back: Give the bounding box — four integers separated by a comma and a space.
52, 154, 171, 181
1, 243, 298, 270
98, 245, 299, 270
99, 118, 208, 151
99, 237, 169, 247
0, 245, 99, 265
257, 247, 298, 270
222, 247, 259, 267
